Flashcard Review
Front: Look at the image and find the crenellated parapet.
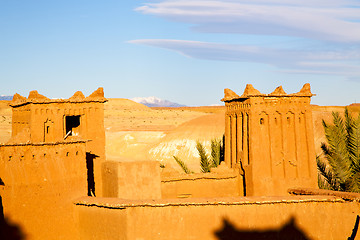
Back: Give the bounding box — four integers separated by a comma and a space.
222, 83, 314, 102
222, 83, 317, 196
10, 87, 107, 107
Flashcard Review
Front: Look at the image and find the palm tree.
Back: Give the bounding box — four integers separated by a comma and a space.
173, 137, 224, 173
210, 138, 224, 168
197, 141, 212, 173
173, 156, 193, 174
317, 108, 360, 192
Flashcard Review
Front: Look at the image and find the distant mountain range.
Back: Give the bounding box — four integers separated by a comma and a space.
131, 96, 186, 108
0, 95, 12, 100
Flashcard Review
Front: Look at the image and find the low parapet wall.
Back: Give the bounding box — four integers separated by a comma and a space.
161, 172, 240, 198
74, 195, 360, 240
289, 187, 360, 201
101, 161, 241, 199
102, 160, 162, 199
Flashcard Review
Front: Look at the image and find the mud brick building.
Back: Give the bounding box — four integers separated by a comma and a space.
222, 83, 317, 196
0, 88, 106, 239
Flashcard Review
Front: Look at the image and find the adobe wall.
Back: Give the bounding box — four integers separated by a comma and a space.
0, 141, 87, 240
102, 160, 162, 199
222, 84, 317, 196
101, 161, 241, 199
10, 88, 107, 196
74, 195, 360, 240
161, 172, 240, 199
12, 101, 105, 143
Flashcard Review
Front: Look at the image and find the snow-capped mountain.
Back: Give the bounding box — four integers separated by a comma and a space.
131, 96, 186, 107
0, 95, 12, 100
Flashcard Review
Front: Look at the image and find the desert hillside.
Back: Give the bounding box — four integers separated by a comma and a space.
0, 101, 11, 143
104, 99, 215, 163
1, 99, 359, 172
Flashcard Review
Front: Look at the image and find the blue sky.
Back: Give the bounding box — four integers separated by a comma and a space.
1, 0, 359, 106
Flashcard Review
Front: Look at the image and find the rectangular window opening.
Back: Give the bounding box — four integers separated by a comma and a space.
65, 115, 81, 137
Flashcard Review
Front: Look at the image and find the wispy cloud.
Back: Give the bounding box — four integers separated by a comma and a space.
129, 39, 360, 78
136, 0, 360, 42
131, 0, 360, 79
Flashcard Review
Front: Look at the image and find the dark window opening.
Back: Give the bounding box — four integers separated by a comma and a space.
44, 119, 54, 142
65, 115, 81, 137
86, 152, 98, 197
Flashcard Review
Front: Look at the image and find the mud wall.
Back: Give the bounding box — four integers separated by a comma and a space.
161, 172, 240, 198
102, 160, 162, 199
74, 195, 360, 240
0, 141, 87, 240
101, 161, 241, 199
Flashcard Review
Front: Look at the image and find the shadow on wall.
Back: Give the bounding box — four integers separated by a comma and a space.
86, 152, 98, 197
214, 217, 311, 240
215, 215, 360, 240
0, 178, 25, 240
349, 215, 360, 240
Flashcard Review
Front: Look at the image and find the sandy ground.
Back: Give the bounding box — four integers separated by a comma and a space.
1, 99, 359, 172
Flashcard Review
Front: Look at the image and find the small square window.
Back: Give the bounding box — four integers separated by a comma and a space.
65, 115, 81, 137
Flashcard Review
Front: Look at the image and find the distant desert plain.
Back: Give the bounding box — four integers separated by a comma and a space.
0, 98, 359, 172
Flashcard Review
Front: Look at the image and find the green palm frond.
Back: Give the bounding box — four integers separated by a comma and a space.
318, 174, 332, 190
173, 156, 193, 174
319, 108, 360, 192
322, 113, 351, 183
320, 142, 331, 156
316, 156, 338, 190
196, 141, 211, 173
349, 115, 360, 192
349, 115, 360, 167
211, 138, 221, 168
350, 171, 360, 193
173, 137, 224, 174
220, 135, 225, 163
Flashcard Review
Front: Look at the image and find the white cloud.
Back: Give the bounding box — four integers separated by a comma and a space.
136, 0, 360, 42
131, 0, 360, 80
129, 39, 360, 78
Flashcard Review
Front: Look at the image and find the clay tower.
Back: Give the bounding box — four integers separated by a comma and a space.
221, 83, 317, 196
9, 87, 107, 196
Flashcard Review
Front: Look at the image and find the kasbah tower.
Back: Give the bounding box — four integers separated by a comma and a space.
222, 83, 318, 196
8, 87, 106, 196
0, 88, 107, 239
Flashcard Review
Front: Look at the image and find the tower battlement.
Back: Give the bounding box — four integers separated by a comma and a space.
222, 83, 317, 196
